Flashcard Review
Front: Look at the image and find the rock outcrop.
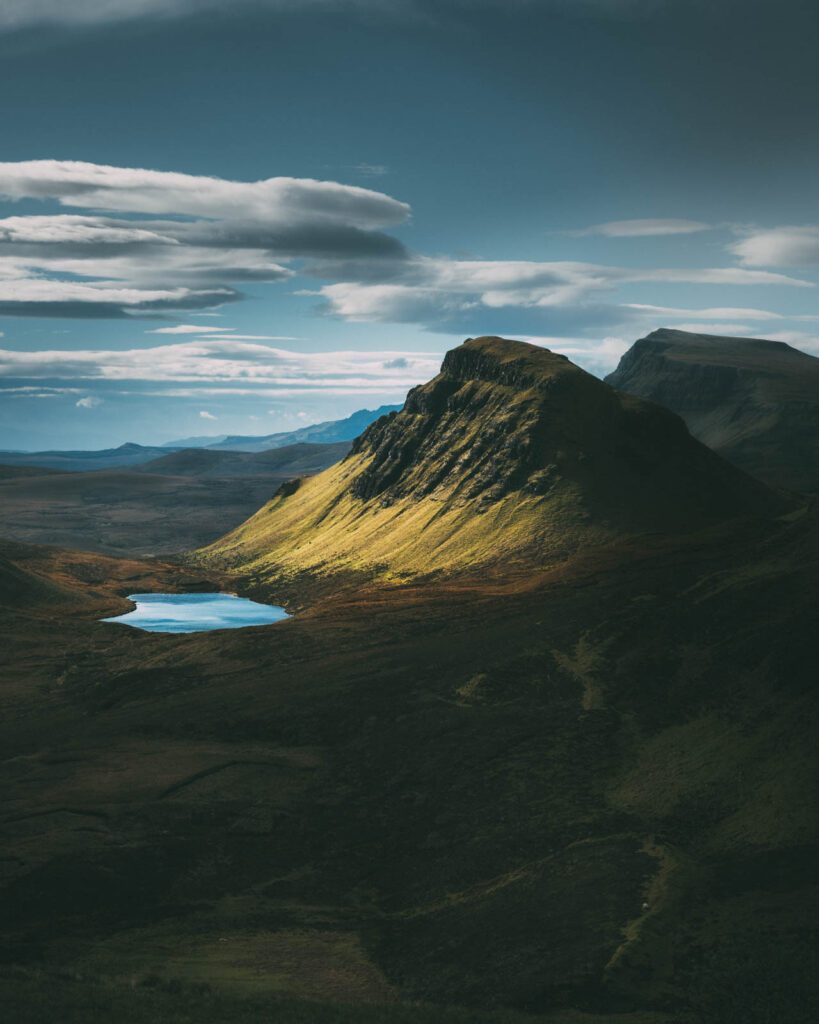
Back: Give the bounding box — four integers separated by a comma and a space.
199, 336, 784, 585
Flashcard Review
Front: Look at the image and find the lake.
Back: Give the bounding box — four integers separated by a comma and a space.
101, 592, 289, 634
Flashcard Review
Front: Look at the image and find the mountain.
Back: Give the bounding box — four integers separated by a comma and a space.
200, 336, 783, 588
0, 441, 348, 556
605, 328, 819, 493
0, 441, 180, 473
165, 404, 403, 452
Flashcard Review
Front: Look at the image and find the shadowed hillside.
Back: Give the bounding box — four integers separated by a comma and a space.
605, 329, 819, 493
199, 336, 783, 589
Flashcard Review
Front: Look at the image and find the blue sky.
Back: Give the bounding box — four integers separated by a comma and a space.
1, 0, 819, 449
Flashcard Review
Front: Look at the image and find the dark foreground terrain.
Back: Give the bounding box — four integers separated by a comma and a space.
1, 512, 817, 1023
1, 338, 817, 1023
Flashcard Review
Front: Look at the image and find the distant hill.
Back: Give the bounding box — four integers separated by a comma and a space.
0, 441, 348, 556
137, 441, 351, 478
165, 404, 403, 452
0, 442, 178, 473
605, 328, 819, 493
200, 336, 783, 587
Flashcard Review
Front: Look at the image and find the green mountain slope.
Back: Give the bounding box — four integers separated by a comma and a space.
200, 336, 782, 587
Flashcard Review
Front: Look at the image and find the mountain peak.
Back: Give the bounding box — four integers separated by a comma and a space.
441, 335, 572, 384
200, 336, 783, 586
607, 328, 819, 492
637, 327, 807, 359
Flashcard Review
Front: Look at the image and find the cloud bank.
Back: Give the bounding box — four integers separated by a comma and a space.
731, 227, 819, 267
0, 338, 442, 397
0, 160, 410, 317
316, 258, 811, 326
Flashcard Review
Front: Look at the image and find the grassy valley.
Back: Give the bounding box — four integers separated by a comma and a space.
0, 337, 816, 1023
0, 442, 349, 556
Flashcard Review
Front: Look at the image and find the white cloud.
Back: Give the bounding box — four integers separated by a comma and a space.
194, 334, 302, 341
575, 218, 712, 238
199, 410, 217, 420
621, 303, 792, 321
0, 160, 410, 317
518, 334, 631, 374
0, 160, 409, 228
731, 227, 819, 267
0, 214, 177, 246
0, 338, 441, 395
76, 395, 102, 408
147, 324, 236, 335
318, 257, 813, 324
0, 276, 232, 307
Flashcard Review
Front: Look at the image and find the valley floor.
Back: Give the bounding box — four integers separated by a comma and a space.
1, 510, 817, 1022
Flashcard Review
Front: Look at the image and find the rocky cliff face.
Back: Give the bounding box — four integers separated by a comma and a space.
200, 337, 783, 586
349, 335, 777, 521
606, 328, 819, 493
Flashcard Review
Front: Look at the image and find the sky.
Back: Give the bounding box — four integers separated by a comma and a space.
1, 0, 819, 449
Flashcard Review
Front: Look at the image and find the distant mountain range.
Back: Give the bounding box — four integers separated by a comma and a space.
0, 405, 399, 472
606, 328, 819, 493
163, 404, 402, 452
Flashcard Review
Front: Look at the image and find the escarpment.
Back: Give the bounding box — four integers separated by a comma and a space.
198, 336, 785, 586
607, 328, 819, 493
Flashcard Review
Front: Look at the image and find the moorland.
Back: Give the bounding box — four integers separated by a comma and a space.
1, 333, 817, 1024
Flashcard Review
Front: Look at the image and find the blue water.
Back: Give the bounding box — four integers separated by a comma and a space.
101, 592, 289, 634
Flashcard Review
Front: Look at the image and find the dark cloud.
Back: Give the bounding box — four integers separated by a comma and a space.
0, 289, 242, 319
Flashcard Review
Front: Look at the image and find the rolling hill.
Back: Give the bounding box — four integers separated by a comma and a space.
199, 336, 783, 588
137, 441, 350, 477
0, 442, 179, 473
605, 328, 819, 493
0, 442, 348, 556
